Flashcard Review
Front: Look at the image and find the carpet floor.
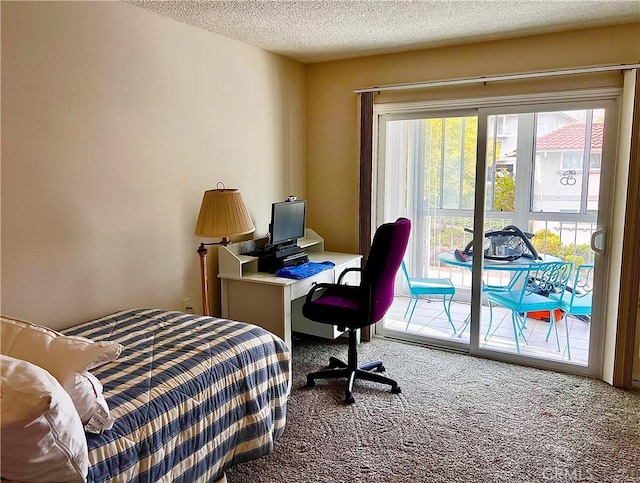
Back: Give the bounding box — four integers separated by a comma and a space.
226, 336, 640, 483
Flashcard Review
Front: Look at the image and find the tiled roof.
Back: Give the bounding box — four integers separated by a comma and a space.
536, 123, 603, 150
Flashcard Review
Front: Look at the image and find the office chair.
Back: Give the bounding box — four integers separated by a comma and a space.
302, 217, 411, 404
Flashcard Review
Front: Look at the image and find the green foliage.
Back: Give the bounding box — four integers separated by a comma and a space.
494, 170, 515, 212
531, 230, 593, 265
533, 229, 561, 256
559, 243, 592, 267
423, 117, 477, 211
432, 217, 472, 250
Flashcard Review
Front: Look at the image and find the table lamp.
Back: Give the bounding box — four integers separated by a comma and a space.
194, 186, 255, 315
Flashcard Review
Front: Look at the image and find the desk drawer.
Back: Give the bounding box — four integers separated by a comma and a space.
290, 269, 334, 300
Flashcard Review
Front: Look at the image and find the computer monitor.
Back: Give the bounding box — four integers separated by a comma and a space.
269, 199, 306, 247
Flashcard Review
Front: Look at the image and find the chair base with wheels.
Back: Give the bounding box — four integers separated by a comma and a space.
306, 329, 401, 405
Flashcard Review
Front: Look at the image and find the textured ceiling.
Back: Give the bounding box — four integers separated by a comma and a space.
128, 0, 640, 64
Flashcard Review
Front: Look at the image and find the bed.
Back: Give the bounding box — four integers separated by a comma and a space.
61, 308, 291, 483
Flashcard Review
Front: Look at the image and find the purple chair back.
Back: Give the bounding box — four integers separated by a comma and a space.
362, 218, 411, 323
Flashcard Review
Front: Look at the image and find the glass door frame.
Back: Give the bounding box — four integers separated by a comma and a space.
373, 89, 622, 378
374, 108, 478, 353
470, 99, 618, 378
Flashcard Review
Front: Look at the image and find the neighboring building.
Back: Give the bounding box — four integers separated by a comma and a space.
493, 111, 579, 174
486, 111, 603, 247
532, 122, 603, 213
489, 111, 602, 214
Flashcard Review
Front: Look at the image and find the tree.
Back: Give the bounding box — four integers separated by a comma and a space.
494, 169, 515, 211
560, 243, 592, 266
532, 229, 561, 256
423, 117, 477, 211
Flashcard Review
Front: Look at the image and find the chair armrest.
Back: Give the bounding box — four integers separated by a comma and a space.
304, 282, 364, 307
337, 267, 364, 285
304, 281, 374, 329
304, 282, 331, 305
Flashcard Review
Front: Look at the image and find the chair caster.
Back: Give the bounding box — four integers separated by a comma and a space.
345, 395, 355, 405
391, 386, 401, 395
306, 376, 316, 387
376, 365, 386, 373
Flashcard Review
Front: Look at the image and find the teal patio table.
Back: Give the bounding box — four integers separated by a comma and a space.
436, 250, 560, 335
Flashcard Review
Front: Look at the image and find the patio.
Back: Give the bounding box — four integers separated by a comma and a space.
383, 295, 590, 365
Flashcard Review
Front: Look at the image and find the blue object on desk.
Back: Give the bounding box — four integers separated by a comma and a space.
276, 261, 335, 280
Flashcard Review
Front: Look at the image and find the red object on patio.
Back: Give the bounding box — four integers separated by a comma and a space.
528, 308, 565, 322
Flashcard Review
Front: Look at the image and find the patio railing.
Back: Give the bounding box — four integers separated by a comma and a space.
406, 214, 596, 299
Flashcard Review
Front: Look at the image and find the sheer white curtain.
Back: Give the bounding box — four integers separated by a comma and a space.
381, 119, 428, 291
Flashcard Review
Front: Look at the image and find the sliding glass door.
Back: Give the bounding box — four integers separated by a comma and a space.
375, 96, 617, 375
474, 103, 614, 372
376, 111, 478, 349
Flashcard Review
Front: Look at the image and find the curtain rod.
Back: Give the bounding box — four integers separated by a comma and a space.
354, 63, 640, 94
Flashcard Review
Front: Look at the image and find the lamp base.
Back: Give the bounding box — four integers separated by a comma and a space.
197, 239, 233, 316
197, 243, 210, 316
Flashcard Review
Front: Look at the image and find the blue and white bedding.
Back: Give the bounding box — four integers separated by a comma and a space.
62, 309, 291, 483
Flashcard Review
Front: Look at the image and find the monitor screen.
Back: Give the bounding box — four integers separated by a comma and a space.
270, 199, 306, 246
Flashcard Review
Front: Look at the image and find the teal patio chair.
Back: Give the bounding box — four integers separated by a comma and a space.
482, 280, 521, 340
486, 261, 572, 354
551, 264, 593, 360
401, 261, 456, 334
458, 280, 521, 339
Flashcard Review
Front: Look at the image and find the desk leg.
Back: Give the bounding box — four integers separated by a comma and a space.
220, 279, 229, 318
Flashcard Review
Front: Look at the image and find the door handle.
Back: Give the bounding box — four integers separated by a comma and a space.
590, 229, 606, 255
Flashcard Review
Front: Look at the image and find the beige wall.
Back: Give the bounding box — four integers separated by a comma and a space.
304, 23, 640, 378
1, 1, 306, 329
305, 23, 640, 253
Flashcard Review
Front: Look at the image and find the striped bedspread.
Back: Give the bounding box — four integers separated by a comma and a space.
62, 309, 291, 483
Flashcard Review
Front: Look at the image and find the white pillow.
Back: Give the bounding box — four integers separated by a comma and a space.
1, 315, 122, 433
63, 371, 113, 433
0, 315, 123, 381
0, 354, 89, 483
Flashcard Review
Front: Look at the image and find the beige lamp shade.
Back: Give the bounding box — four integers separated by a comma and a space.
194, 189, 255, 240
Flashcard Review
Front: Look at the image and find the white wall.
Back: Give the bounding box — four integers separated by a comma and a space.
1, 1, 306, 329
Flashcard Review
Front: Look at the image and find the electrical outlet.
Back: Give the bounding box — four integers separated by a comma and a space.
181, 298, 195, 314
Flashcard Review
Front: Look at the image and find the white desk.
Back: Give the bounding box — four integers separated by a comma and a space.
218, 230, 362, 348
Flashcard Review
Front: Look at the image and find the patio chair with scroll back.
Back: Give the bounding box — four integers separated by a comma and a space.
485, 261, 573, 355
